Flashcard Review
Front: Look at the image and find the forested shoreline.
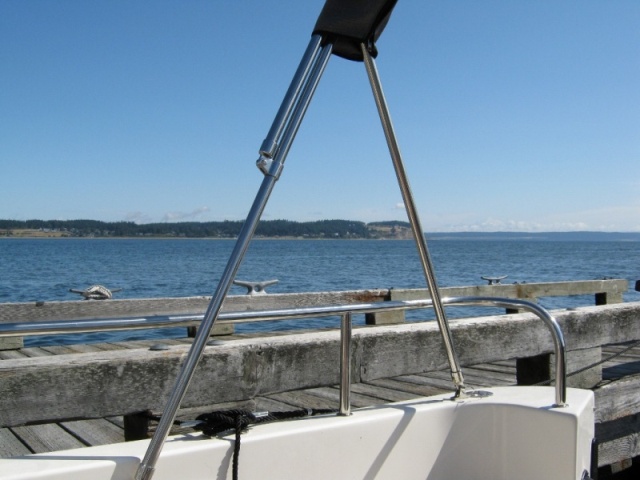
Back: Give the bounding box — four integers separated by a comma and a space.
1, 219, 639, 241
0, 219, 410, 239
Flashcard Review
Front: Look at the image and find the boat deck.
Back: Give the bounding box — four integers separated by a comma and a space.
1, 333, 639, 474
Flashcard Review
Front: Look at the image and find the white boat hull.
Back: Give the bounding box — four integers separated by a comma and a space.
0, 386, 594, 480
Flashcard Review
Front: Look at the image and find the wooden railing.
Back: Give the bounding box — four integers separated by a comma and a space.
0, 279, 629, 350
0, 283, 639, 468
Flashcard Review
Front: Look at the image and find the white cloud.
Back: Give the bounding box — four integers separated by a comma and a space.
124, 211, 153, 224
161, 206, 211, 222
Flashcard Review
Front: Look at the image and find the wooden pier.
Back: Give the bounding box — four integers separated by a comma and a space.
1, 279, 639, 478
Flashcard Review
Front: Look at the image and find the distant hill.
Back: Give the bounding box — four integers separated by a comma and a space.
1, 219, 638, 241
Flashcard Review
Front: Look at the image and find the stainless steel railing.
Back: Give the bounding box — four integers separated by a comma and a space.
0, 295, 567, 407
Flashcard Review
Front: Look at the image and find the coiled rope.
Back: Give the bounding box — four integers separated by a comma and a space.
150, 408, 336, 480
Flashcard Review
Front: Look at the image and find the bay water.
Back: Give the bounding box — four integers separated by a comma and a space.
1, 238, 638, 346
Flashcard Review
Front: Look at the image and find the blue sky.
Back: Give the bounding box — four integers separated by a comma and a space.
1, 0, 638, 232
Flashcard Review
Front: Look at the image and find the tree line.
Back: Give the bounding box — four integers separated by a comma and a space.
0, 219, 410, 239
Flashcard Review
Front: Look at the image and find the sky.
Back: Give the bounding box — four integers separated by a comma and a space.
1, 1, 639, 232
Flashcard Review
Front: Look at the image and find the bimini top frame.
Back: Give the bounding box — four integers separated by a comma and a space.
130, 1, 561, 478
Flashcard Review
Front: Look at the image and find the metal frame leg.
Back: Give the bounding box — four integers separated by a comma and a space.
135, 35, 332, 480
136, 32, 469, 480
361, 43, 465, 394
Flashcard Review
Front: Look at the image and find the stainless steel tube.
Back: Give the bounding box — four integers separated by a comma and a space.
259, 36, 322, 157
339, 312, 352, 416
361, 44, 465, 393
445, 296, 567, 406
135, 38, 333, 480
1, 295, 566, 406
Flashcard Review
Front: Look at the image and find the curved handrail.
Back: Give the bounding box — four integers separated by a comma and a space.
0, 295, 567, 406
443, 296, 566, 406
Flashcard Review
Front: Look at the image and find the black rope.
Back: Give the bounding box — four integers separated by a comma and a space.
191, 408, 337, 480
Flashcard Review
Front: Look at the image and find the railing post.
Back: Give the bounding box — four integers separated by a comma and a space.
339, 312, 352, 416
186, 323, 234, 338
517, 348, 602, 389
124, 411, 151, 441
0, 337, 23, 351
365, 289, 406, 325
595, 291, 623, 305
506, 296, 537, 314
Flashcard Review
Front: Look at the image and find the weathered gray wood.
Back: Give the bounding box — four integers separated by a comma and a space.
365, 377, 449, 398
0, 280, 626, 326
367, 280, 628, 324
0, 290, 389, 323
365, 310, 404, 325
594, 373, 640, 423
596, 413, 640, 467
10, 424, 85, 453
0, 337, 22, 351
266, 390, 337, 410
390, 279, 628, 303
18, 347, 55, 358
0, 428, 31, 457
0, 302, 638, 428
465, 362, 516, 377
0, 350, 28, 360
516, 347, 603, 389
349, 382, 418, 402
458, 366, 515, 385
60, 418, 124, 446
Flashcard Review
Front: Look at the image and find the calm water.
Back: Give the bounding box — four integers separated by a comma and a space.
1, 238, 639, 345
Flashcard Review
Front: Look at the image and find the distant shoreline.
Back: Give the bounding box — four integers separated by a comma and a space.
2, 231, 639, 242
2, 220, 639, 242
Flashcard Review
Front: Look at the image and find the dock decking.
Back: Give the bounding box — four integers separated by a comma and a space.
2, 334, 639, 478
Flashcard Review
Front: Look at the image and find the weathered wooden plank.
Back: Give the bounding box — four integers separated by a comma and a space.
465, 362, 516, 375
418, 370, 495, 388
0, 290, 389, 323
359, 303, 640, 385
594, 373, 640, 423
0, 280, 626, 326
39, 345, 76, 355
17, 347, 54, 358
252, 396, 302, 412
1, 302, 638, 427
596, 413, 640, 467
0, 337, 23, 351
0, 350, 28, 360
390, 279, 628, 303
348, 382, 418, 403
326, 389, 383, 408
0, 428, 31, 457
60, 418, 124, 446
266, 390, 337, 410
65, 343, 109, 353
10, 424, 85, 453
299, 387, 341, 405
391, 373, 457, 391
365, 377, 449, 398
105, 416, 125, 429
460, 366, 516, 384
